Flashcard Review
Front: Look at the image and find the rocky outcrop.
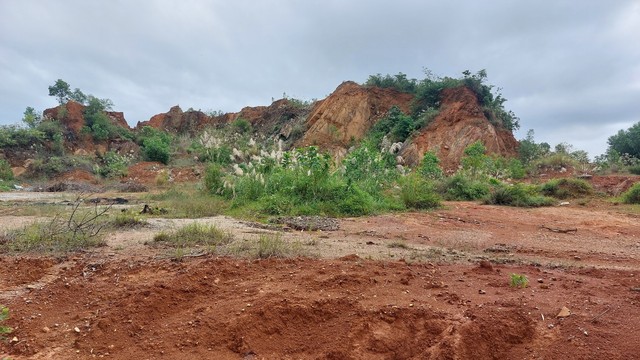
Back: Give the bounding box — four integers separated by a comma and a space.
136, 106, 220, 134
297, 81, 413, 153
43, 101, 130, 135
400, 86, 518, 171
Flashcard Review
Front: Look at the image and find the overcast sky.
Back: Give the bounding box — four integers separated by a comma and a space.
1, 0, 639, 157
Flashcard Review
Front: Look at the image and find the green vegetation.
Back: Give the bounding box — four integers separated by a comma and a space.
622, 183, 640, 204
153, 222, 233, 252
509, 273, 529, 288
111, 211, 147, 228
365, 69, 520, 131
400, 174, 441, 210
0, 159, 13, 181
138, 126, 172, 164
255, 233, 296, 259
607, 121, 640, 159
485, 183, 554, 207
0, 305, 12, 339
540, 178, 594, 199
95, 151, 130, 178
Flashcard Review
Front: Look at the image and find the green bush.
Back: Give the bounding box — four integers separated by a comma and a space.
628, 165, 640, 175
440, 173, 490, 200
418, 151, 443, 179
204, 164, 225, 195
485, 183, 554, 207
232, 118, 252, 134
142, 136, 171, 164
401, 174, 441, 209
0, 159, 13, 181
622, 183, 640, 204
540, 178, 593, 199
95, 151, 130, 178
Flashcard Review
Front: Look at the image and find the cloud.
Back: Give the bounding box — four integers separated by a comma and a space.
1, 0, 638, 157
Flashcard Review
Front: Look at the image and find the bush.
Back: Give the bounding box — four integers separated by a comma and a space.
0, 159, 13, 181
95, 151, 130, 178
401, 174, 441, 209
440, 173, 490, 201
628, 165, 640, 175
622, 183, 640, 204
540, 178, 593, 199
143, 136, 171, 164
418, 151, 443, 179
232, 118, 252, 134
485, 183, 554, 207
204, 164, 226, 195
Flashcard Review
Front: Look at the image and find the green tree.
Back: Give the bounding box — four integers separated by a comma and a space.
607, 121, 640, 159
461, 141, 489, 178
48, 79, 72, 104
418, 151, 443, 179
22, 106, 42, 129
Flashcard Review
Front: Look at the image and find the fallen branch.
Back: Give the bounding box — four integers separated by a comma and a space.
540, 225, 577, 234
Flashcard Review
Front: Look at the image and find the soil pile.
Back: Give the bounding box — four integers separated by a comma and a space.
297, 81, 413, 156
401, 86, 518, 171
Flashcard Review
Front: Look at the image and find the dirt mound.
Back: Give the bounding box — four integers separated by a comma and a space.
589, 174, 639, 195
297, 81, 414, 155
401, 87, 518, 171
55, 169, 99, 184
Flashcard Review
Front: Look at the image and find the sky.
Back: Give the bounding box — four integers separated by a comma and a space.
1, 0, 639, 158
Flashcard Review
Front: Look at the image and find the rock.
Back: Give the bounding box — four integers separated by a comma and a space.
11, 166, 27, 177
557, 306, 571, 318
42, 326, 51, 333
74, 327, 81, 333
478, 289, 486, 294
559, 202, 570, 206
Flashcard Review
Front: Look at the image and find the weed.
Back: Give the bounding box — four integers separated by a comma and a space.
255, 233, 292, 259
153, 222, 233, 251
509, 273, 529, 288
111, 211, 147, 228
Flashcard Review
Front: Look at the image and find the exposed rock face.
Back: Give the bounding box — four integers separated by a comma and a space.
43, 101, 130, 135
401, 86, 518, 171
297, 81, 413, 153
137, 99, 311, 142
136, 106, 218, 134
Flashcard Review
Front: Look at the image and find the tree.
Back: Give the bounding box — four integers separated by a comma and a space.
607, 121, 640, 159
22, 106, 42, 129
48, 79, 72, 104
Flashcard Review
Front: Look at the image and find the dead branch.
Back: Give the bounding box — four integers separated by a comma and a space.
540, 225, 577, 234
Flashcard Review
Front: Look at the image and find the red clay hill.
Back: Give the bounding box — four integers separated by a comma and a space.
36, 81, 519, 170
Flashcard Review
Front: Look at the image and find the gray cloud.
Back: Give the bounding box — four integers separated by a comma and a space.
1, 0, 638, 157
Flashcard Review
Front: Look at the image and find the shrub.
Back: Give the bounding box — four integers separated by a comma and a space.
440, 173, 490, 201
622, 183, 640, 204
204, 164, 225, 195
628, 165, 640, 175
153, 222, 233, 249
401, 174, 441, 209
95, 151, 130, 178
336, 184, 375, 215
485, 183, 554, 207
232, 118, 252, 134
0, 159, 13, 181
142, 136, 171, 164
509, 274, 529, 288
418, 151, 443, 179
540, 178, 593, 199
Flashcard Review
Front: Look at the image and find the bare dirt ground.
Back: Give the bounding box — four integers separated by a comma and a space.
1, 191, 640, 359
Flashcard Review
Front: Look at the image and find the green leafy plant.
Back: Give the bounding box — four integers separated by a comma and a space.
400, 174, 441, 210
509, 274, 529, 288
0, 305, 12, 338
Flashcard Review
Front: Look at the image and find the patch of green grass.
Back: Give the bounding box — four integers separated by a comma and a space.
1, 218, 106, 253
153, 222, 233, 251
147, 188, 228, 218
110, 211, 147, 228
509, 273, 529, 288
255, 233, 297, 259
